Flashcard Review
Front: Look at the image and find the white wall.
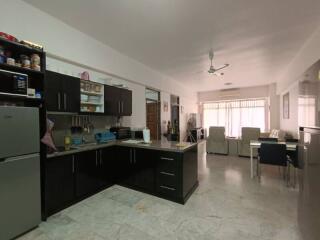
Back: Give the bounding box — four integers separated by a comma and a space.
277, 23, 320, 137
277, 24, 320, 93
279, 81, 299, 138
198, 85, 270, 102
1, 0, 198, 138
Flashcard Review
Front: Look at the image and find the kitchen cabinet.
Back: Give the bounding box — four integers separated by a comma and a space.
99, 146, 117, 187
44, 144, 198, 218
45, 154, 75, 216
45, 70, 80, 113
116, 146, 135, 186
134, 148, 155, 192
120, 88, 132, 116
116, 146, 155, 192
104, 85, 132, 116
75, 150, 100, 198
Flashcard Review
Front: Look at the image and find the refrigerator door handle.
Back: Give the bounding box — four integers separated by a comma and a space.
0, 153, 39, 164
57, 92, 61, 110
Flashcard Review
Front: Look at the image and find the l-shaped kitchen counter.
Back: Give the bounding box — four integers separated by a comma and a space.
44, 140, 199, 219
47, 140, 198, 158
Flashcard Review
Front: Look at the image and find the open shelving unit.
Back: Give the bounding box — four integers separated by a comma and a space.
0, 37, 46, 98
80, 79, 104, 113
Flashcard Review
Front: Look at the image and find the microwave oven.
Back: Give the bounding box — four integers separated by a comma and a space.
0, 69, 28, 97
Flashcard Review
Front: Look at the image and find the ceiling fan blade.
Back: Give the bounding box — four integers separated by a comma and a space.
214, 64, 230, 72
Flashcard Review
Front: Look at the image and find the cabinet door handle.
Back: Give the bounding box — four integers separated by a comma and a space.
118, 101, 121, 114
57, 92, 61, 110
129, 149, 132, 164
95, 151, 98, 166
160, 157, 174, 161
72, 155, 75, 173
160, 185, 176, 191
121, 101, 124, 113
64, 93, 67, 110
160, 171, 175, 176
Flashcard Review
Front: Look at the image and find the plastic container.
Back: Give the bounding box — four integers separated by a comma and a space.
143, 128, 151, 143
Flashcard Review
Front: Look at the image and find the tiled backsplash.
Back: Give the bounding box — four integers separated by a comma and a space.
48, 114, 117, 147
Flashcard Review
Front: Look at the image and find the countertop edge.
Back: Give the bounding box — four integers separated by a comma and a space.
47, 141, 198, 158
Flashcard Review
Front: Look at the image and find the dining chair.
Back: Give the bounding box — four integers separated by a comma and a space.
287, 145, 299, 187
257, 143, 289, 185
258, 137, 278, 142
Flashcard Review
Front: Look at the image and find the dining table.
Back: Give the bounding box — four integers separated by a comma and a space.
250, 140, 297, 178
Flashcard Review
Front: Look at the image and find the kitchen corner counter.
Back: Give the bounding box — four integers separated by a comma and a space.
118, 140, 197, 153
47, 140, 198, 158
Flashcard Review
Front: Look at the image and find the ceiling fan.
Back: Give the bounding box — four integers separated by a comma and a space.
207, 49, 229, 76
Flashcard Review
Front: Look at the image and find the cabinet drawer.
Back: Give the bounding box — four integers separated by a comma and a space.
157, 152, 180, 172
157, 184, 178, 198
157, 172, 177, 188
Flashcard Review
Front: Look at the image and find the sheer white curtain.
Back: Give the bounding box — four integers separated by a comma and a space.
298, 96, 316, 127
203, 99, 267, 137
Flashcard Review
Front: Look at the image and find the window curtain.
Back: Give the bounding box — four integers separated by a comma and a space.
298, 96, 316, 127
203, 99, 267, 138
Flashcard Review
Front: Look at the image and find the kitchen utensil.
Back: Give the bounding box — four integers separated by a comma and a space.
71, 116, 77, 134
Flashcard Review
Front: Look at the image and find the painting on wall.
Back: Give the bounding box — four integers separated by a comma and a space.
283, 92, 290, 119
163, 101, 168, 112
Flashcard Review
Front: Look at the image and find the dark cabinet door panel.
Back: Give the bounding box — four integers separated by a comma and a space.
116, 146, 135, 186
62, 75, 80, 113
104, 85, 121, 115
45, 71, 62, 112
75, 150, 100, 198
45, 70, 80, 113
134, 148, 155, 192
99, 146, 117, 187
45, 155, 74, 216
121, 89, 132, 116
104, 85, 132, 116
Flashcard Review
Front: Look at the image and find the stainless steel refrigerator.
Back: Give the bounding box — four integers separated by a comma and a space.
0, 106, 41, 240
297, 59, 320, 240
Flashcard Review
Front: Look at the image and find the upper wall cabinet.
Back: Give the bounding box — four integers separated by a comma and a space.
104, 85, 132, 116
45, 71, 80, 113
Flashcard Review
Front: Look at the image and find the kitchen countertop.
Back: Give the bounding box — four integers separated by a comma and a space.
47, 139, 198, 158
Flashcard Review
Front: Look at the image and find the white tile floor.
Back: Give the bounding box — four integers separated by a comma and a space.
18, 143, 301, 240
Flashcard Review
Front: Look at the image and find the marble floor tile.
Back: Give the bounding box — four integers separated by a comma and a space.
18, 142, 301, 240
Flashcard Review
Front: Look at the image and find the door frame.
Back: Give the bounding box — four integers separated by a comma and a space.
145, 88, 161, 140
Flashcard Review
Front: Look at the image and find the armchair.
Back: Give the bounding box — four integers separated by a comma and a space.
206, 127, 228, 155
238, 127, 260, 157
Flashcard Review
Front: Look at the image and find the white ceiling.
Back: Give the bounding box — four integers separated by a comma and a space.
23, 0, 320, 92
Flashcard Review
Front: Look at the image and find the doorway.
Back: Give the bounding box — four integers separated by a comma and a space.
170, 95, 180, 141
146, 88, 161, 140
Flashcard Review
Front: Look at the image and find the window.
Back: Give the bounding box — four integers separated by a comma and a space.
203, 98, 267, 138
298, 96, 316, 127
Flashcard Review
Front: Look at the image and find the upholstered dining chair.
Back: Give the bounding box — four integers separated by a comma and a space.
257, 143, 289, 184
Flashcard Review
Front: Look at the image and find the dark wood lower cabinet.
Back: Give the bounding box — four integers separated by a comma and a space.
134, 148, 156, 192
44, 144, 198, 218
45, 155, 75, 217
75, 150, 100, 198
99, 146, 117, 187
